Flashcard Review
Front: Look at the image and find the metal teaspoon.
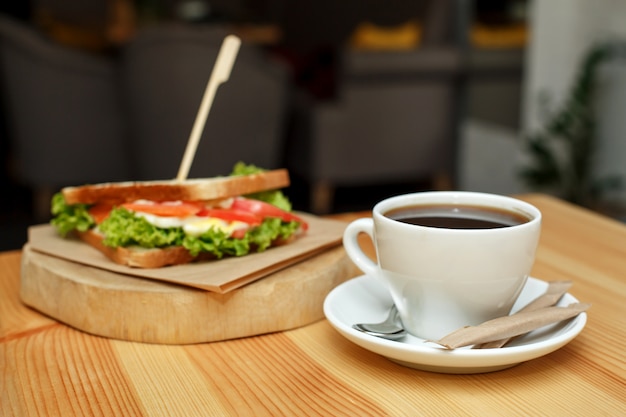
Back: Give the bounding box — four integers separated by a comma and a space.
352, 304, 408, 340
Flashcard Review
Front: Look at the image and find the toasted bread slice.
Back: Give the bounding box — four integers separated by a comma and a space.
77, 229, 207, 268
62, 169, 289, 205
77, 228, 297, 268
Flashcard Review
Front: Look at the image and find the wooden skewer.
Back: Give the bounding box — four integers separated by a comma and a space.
176, 34, 241, 181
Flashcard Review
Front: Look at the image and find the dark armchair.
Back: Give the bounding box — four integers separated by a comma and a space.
283, 0, 468, 213
0, 14, 130, 219
120, 23, 290, 180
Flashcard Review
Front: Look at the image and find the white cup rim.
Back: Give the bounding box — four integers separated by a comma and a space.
373, 191, 541, 233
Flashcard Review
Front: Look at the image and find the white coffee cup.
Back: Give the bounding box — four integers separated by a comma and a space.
343, 191, 542, 340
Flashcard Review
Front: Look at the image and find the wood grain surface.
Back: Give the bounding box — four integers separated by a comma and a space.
19, 245, 359, 344
2, 194, 626, 416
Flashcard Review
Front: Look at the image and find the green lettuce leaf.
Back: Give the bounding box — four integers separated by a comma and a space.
98, 208, 185, 248
50, 193, 95, 236
231, 161, 293, 211
98, 207, 299, 258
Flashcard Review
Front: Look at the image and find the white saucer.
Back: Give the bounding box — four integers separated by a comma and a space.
323, 275, 587, 374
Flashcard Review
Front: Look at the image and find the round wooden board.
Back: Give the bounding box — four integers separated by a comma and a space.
20, 245, 360, 344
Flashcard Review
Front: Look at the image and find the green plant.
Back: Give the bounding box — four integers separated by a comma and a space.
520, 41, 622, 206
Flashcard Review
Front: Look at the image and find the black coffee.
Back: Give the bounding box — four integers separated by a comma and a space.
385, 204, 530, 229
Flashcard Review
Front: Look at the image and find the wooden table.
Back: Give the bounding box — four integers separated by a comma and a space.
2, 194, 625, 416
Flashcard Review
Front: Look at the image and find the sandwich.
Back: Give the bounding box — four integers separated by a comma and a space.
50, 163, 309, 268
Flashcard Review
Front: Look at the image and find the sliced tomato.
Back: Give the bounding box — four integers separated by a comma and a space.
196, 208, 263, 226
120, 201, 203, 217
230, 228, 249, 239
88, 204, 113, 224
231, 198, 308, 230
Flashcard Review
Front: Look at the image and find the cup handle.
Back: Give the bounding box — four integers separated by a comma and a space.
343, 218, 379, 276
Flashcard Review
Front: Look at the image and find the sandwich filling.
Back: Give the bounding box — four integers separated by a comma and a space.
51, 165, 308, 259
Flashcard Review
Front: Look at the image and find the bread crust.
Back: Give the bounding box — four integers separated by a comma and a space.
62, 169, 290, 205
77, 229, 297, 268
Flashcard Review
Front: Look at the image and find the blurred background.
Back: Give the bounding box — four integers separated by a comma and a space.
2, 0, 626, 250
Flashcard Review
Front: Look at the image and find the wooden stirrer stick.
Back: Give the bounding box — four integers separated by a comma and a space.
176, 34, 241, 181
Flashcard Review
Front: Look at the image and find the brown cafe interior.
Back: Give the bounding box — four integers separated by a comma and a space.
0, 0, 542, 250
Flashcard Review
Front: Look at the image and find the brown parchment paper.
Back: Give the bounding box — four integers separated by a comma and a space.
27, 213, 347, 293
